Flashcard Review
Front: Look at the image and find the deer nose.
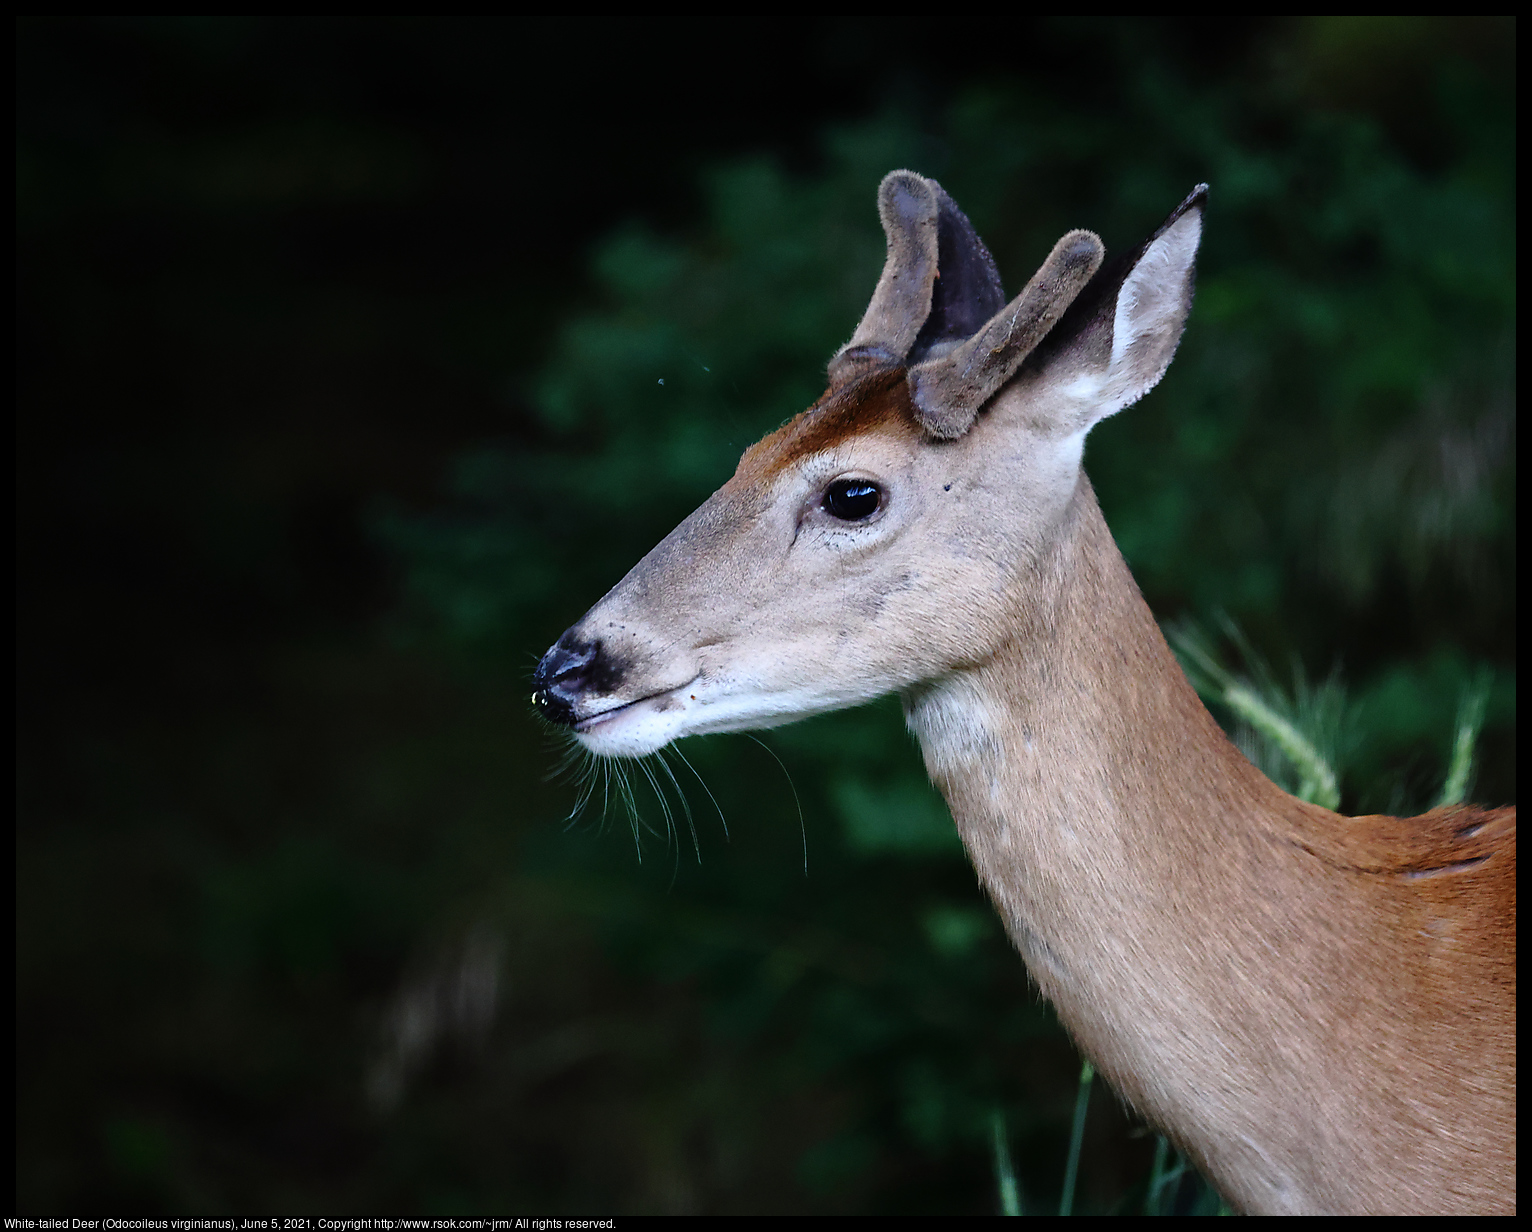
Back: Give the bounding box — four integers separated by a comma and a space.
531, 635, 601, 725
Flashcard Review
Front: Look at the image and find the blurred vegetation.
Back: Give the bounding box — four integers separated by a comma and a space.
18, 17, 1514, 1216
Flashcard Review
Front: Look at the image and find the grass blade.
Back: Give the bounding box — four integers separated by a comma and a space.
992, 1109, 1022, 1216
1437, 669, 1491, 808
1058, 1059, 1094, 1215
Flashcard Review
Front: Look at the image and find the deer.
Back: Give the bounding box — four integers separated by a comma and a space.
530, 172, 1515, 1215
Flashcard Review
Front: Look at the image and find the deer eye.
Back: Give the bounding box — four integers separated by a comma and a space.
823, 478, 882, 521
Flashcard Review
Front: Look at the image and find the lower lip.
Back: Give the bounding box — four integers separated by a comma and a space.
574, 706, 627, 733
573, 678, 699, 734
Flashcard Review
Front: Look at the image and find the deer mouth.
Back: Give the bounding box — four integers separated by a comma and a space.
572, 676, 701, 745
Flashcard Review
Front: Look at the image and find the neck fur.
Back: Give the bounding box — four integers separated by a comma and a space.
901, 475, 1321, 1206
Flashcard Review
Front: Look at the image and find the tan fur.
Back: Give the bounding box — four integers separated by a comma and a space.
904, 479, 1514, 1214
538, 179, 1516, 1213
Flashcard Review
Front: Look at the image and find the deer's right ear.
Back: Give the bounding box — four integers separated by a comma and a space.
1020, 184, 1208, 436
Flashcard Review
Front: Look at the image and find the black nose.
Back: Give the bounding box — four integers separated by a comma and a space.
531, 635, 607, 726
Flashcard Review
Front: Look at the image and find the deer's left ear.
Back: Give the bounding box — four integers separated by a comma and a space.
1005, 185, 1207, 438
1086, 182, 1206, 425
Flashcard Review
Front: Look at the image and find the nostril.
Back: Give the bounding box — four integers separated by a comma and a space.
543, 639, 596, 686
531, 635, 615, 726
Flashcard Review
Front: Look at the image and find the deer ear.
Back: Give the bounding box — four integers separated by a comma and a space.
1016, 184, 1207, 436
907, 184, 1005, 365
1092, 182, 1206, 421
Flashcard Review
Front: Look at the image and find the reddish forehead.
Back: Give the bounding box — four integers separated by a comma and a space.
732, 366, 923, 486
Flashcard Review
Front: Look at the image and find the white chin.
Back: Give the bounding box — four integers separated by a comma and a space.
574, 704, 684, 759
571, 682, 885, 759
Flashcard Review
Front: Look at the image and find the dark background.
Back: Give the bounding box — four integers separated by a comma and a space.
17, 18, 1515, 1214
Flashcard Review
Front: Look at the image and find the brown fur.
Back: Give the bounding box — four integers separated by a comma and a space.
907, 479, 1515, 1214
731, 365, 921, 486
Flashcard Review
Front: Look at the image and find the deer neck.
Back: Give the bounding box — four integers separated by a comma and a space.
901, 473, 1289, 1096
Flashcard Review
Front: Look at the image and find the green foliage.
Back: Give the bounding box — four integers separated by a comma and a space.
1058, 1061, 1096, 1215
1174, 617, 1512, 815
1172, 617, 1349, 809
1438, 669, 1493, 808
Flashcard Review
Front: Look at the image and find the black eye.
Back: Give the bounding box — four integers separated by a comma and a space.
823, 478, 882, 521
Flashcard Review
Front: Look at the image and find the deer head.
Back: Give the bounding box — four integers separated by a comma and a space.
532, 172, 1206, 758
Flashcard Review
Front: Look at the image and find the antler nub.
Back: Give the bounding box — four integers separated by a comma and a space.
909, 228, 1105, 439
827, 171, 941, 385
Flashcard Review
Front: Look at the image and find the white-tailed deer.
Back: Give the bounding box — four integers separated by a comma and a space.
531, 173, 1515, 1214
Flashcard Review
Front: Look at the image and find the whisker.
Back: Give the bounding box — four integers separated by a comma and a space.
564, 770, 594, 826
545, 734, 600, 830
670, 742, 728, 842
656, 747, 702, 862
612, 760, 643, 861
564, 744, 602, 825
543, 733, 733, 871
745, 733, 808, 877
651, 755, 682, 889
546, 732, 587, 786
631, 754, 685, 885
634, 754, 674, 845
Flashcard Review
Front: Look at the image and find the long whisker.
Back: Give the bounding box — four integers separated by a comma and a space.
631, 753, 685, 885
612, 760, 642, 861
564, 744, 600, 825
634, 754, 674, 845
670, 742, 729, 842
654, 755, 682, 889
656, 747, 702, 862
745, 733, 807, 877
551, 733, 588, 776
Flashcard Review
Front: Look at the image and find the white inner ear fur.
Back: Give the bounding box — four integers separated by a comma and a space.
1100, 209, 1202, 421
